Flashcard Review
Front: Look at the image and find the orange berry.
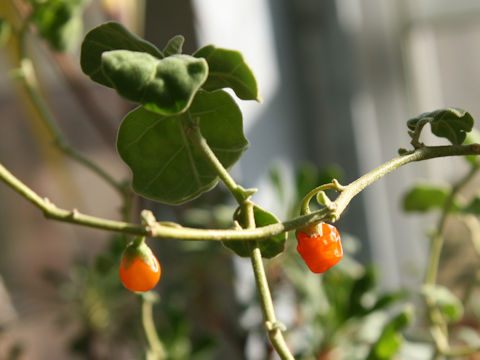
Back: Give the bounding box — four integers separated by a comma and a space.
119, 252, 161, 292
296, 223, 343, 273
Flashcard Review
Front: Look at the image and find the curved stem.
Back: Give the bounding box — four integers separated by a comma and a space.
10, 12, 126, 196
424, 164, 479, 284
331, 145, 479, 221
299, 181, 343, 216
250, 246, 294, 359
191, 121, 295, 358
188, 119, 247, 204
241, 201, 294, 359
17, 58, 126, 194
2, 144, 480, 241
141, 293, 165, 360
422, 164, 480, 356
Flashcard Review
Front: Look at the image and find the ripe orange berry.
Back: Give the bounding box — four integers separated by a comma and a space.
119, 241, 161, 292
296, 223, 343, 273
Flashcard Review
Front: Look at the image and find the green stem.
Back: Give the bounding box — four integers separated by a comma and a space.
250, 245, 294, 359
299, 180, 344, 215
17, 59, 126, 194
141, 293, 166, 360
243, 201, 294, 359
2, 144, 480, 241
423, 164, 480, 357
425, 164, 479, 285
191, 120, 295, 358
188, 119, 247, 204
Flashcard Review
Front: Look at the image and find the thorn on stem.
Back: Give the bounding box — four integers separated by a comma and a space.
69, 208, 79, 219
265, 320, 287, 332
332, 179, 345, 191
145, 226, 154, 237
141, 210, 157, 227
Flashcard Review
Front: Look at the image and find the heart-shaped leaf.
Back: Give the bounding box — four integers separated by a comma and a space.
163, 35, 185, 56
101, 51, 208, 115
223, 205, 286, 259
81, 21, 164, 87
407, 108, 474, 145
403, 183, 453, 212
117, 90, 248, 204
194, 45, 260, 101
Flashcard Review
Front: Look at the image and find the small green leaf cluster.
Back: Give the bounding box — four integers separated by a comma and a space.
80, 22, 285, 258
31, 0, 91, 51
403, 108, 480, 215
407, 107, 474, 147
80, 22, 257, 205
402, 109, 480, 356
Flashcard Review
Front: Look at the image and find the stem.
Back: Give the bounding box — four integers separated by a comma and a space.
300, 180, 344, 215
242, 201, 294, 359
51, 52, 117, 146
191, 120, 295, 358
2, 144, 480, 241
10, 10, 125, 196
188, 119, 247, 204
422, 164, 480, 357
425, 164, 479, 285
141, 293, 166, 360
250, 246, 294, 359
17, 59, 126, 194
332, 145, 480, 221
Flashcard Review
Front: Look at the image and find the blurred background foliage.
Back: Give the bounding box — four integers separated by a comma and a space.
1, 0, 480, 359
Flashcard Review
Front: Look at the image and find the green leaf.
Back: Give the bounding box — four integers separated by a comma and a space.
403, 183, 452, 212
367, 306, 414, 360
81, 21, 164, 87
407, 108, 474, 145
422, 284, 464, 323
163, 35, 185, 56
117, 90, 248, 204
101, 51, 208, 115
32, 0, 89, 52
223, 205, 286, 258
194, 45, 260, 101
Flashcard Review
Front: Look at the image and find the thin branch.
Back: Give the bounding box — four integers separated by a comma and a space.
190, 121, 295, 358
332, 144, 480, 221
424, 164, 480, 285
422, 163, 480, 356
188, 118, 249, 204
2, 145, 480, 240
141, 293, 166, 360
242, 201, 294, 359
17, 58, 126, 194
51, 52, 117, 146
